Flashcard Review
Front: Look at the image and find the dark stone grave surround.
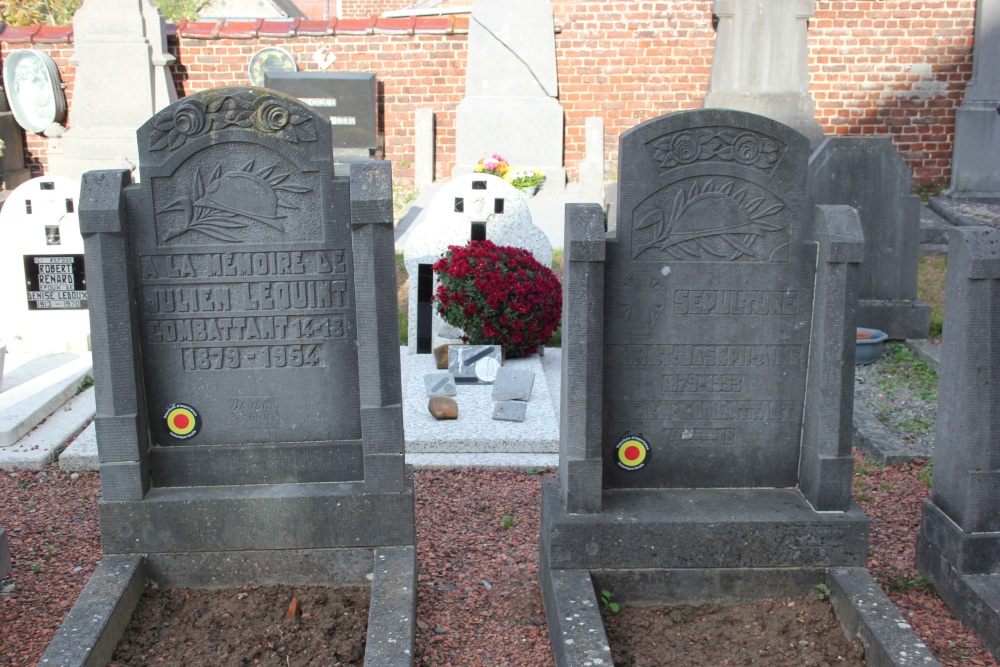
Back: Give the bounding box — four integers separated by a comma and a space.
916, 226, 1000, 661
809, 137, 931, 340
540, 109, 938, 667
40, 87, 415, 667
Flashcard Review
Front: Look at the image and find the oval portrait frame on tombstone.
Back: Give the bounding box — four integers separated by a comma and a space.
248, 47, 297, 87
2, 50, 66, 134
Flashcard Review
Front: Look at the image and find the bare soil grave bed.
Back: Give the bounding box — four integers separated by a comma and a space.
603, 593, 866, 667
110, 584, 369, 667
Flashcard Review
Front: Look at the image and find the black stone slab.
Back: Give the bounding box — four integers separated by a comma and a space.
809, 137, 930, 339
264, 72, 378, 151
605, 109, 816, 489
22, 253, 87, 310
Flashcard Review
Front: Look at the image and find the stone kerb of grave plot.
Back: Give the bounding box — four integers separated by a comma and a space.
39, 87, 416, 667
809, 136, 931, 339
539, 108, 940, 667
916, 226, 1000, 661
0, 175, 89, 353
403, 173, 553, 355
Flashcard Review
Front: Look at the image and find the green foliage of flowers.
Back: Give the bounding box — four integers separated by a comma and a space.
0, 0, 207, 25
433, 240, 562, 358
0, 0, 80, 26
504, 166, 545, 190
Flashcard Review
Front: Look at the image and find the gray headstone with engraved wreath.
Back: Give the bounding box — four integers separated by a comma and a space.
539, 109, 872, 666
40, 87, 415, 667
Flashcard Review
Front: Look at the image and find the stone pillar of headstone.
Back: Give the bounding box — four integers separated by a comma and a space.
915, 226, 1000, 659
809, 137, 931, 339
79, 169, 150, 502
414, 108, 435, 189
453, 0, 566, 188
704, 0, 823, 147
350, 161, 408, 492
950, 0, 1000, 197
559, 203, 605, 514
799, 205, 864, 511
0, 89, 32, 193
0, 524, 9, 577
578, 118, 605, 206
46, 0, 176, 181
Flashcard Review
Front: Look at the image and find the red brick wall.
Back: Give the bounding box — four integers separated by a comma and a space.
0, 1, 977, 187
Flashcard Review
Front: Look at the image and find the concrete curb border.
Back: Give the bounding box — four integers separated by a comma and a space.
539, 563, 941, 667
39, 549, 418, 666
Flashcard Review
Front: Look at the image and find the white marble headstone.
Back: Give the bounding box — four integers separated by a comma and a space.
0, 176, 89, 352
403, 174, 553, 354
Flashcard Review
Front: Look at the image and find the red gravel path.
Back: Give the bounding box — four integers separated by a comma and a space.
1, 460, 998, 667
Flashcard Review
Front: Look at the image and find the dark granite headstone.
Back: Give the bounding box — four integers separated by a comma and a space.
916, 226, 1000, 659
264, 72, 378, 152
540, 110, 872, 666
604, 112, 817, 490
809, 137, 930, 339
76, 85, 413, 576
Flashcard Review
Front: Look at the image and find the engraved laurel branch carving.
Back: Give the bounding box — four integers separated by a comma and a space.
159, 160, 312, 243
632, 179, 784, 261
651, 129, 784, 171
150, 93, 318, 151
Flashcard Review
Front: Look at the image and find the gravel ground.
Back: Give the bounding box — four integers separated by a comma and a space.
1, 436, 998, 667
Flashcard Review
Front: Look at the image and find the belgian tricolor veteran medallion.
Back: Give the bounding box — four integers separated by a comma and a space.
164, 403, 200, 440
615, 434, 650, 471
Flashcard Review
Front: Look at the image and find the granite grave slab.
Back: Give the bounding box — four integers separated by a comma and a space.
809, 137, 931, 339
492, 366, 534, 401
535, 108, 922, 667
492, 400, 527, 422
41, 86, 415, 666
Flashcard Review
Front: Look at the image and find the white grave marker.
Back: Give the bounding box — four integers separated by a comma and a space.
403, 174, 553, 354
0, 176, 89, 352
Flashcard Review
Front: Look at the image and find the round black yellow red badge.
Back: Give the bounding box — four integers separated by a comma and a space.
164, 403, 200, 440
615, 434, 650, 471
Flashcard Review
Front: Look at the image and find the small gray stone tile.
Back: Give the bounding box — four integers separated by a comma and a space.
448, 345, 502, 384
492, 367, 535, 401
492, 401, 527, 422
423, 372, 456, 397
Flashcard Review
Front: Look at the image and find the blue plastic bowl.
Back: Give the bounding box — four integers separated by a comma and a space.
855, 327, 889, 365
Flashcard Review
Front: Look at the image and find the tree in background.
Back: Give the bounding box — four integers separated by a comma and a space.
0, 0, 208, 25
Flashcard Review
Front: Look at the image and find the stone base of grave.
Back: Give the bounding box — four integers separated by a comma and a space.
916, 501, 1000, 660
856, 299, 932, 341
40, 546, 417, 667
538, 553, 942, 667
99, 478, 415, 556
539, 481, 870, 573
539, 481, 937, 667
538, 480, 899, 666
